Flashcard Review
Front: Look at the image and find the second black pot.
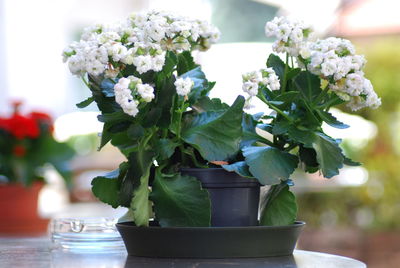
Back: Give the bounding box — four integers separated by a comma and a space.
180, 168, 260, 227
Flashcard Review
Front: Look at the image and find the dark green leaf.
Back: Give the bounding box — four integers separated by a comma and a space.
317, 110, 349, 129
241, 113, 262, 148
260, 183, 297, 226
287, 68, 301, 80
266, 54, 285, 81
177, 51, 197, 75
243, 146, 298, 185
91, 169, 121, 208
155, 139, 179, 160
101, 78, 117, 97
272, 120, 291, 135
182, 96, 245, 161
181, 67, 210, 104
273, 91, 299, 104
99, 123, 112, 150
299, 145, 319, 172
288, 128, 344, 178
151, 170, 211, 227
98, 111, 132, 123
222, 161, 253, 178
343, 156, 361, 166
293, 71, 321, 102
156, 76, 176, 128
127, 124, 144, 139
162, 51, 178, 75
76, 97, 94, 108
192, 96, 229, 113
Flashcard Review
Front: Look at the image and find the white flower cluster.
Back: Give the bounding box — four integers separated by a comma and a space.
174, 77, 194, 96
63, 10, 220, 77
114, 76, 154, 117
265, 16, 314, 57
301, 37, 381, 110
264, 17, 381, 111
242, 68, 280, 96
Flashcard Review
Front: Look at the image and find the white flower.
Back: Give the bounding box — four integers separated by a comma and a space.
175, 77, 194, 96
114, 78, 139, 116
242, 68, 280, 95
133, 55, 153, 74
63, 10, 220, 77
264, 16, 313, 57
137, 84, 155, 102
260, 68, 280, 91
242, 81, 259, 96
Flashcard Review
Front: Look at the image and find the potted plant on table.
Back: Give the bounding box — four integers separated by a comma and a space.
63, 11, 380, 258
0, 102, 74, 234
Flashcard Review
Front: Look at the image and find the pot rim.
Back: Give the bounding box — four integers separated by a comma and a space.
116, 221, 306, 230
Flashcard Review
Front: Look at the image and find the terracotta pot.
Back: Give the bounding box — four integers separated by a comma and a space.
0, 182, 49, 234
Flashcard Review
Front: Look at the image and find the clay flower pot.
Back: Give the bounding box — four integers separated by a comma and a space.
0, 182, 49, 234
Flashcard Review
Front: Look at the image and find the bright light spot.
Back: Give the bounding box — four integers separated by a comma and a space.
54, 112, 103, 142
336, 166, 369, 186
198, 42, 274, 106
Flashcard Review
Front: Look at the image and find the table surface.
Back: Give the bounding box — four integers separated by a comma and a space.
0, 236, 366, 268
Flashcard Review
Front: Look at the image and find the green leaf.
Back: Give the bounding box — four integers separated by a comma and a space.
266, 54, 285, 81
192, 96, 229, 113
293, 71, 321, 102
181, 66, 210, 104
222, 161, 253, 178
100, 78, 117, 97
288, 128, 344, 178
127, 124, 144, 139
243, 146, 298, 185
274, 91, 299, 106
343, 156, 361, 166
156, 76, 176, 128
299, 145, 318, 170
91, 169, 121, 208
98, 111, 132, 123
155, 139, 179, 160
76, 97, 94, 108
316, 110, 349, 129
241, 112, 263, 148
99, 123, 112, 150
151, 170, 211, 227
177, 51, 197, 75
162, 51, 178, 75
130, 169, 152, 227
126, 150, 155, 226
260, 183, 297, 226
272, 120, 291, 135
182, 96, 245, 161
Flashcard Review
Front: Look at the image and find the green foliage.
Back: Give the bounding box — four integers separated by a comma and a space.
182, 96, 245, 161
243, 146, 298, 185
151, 170, 211, 227
260, 182, 297, 226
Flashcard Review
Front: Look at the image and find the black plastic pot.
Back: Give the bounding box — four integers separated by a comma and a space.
116, 221, 305, 258
180, 168, 260, 227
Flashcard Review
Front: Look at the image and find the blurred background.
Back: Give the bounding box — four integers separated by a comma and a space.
1, 0, 399, 267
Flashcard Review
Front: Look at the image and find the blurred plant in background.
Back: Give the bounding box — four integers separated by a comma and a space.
0, 102, 75, 186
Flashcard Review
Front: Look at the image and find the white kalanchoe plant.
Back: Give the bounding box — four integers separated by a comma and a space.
63, 10, 248, 228
232, 16, 382, 226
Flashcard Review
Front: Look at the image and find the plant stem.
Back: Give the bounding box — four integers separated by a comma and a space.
81, 75, 90, 88
258, 93, 292, 122
281, 53, 290, 92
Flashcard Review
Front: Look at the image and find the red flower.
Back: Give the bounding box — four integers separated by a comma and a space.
13, 145, 26, 157
29, 111, 53, 124
29, 111, 54, 133
8, 113, 40, 139
0, 117, 11, 132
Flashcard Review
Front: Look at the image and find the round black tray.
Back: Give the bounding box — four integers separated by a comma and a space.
116, 221, 305, 258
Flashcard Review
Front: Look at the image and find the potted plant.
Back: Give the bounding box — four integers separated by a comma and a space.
62, 12, 380, 258
0, 102, 74, 234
